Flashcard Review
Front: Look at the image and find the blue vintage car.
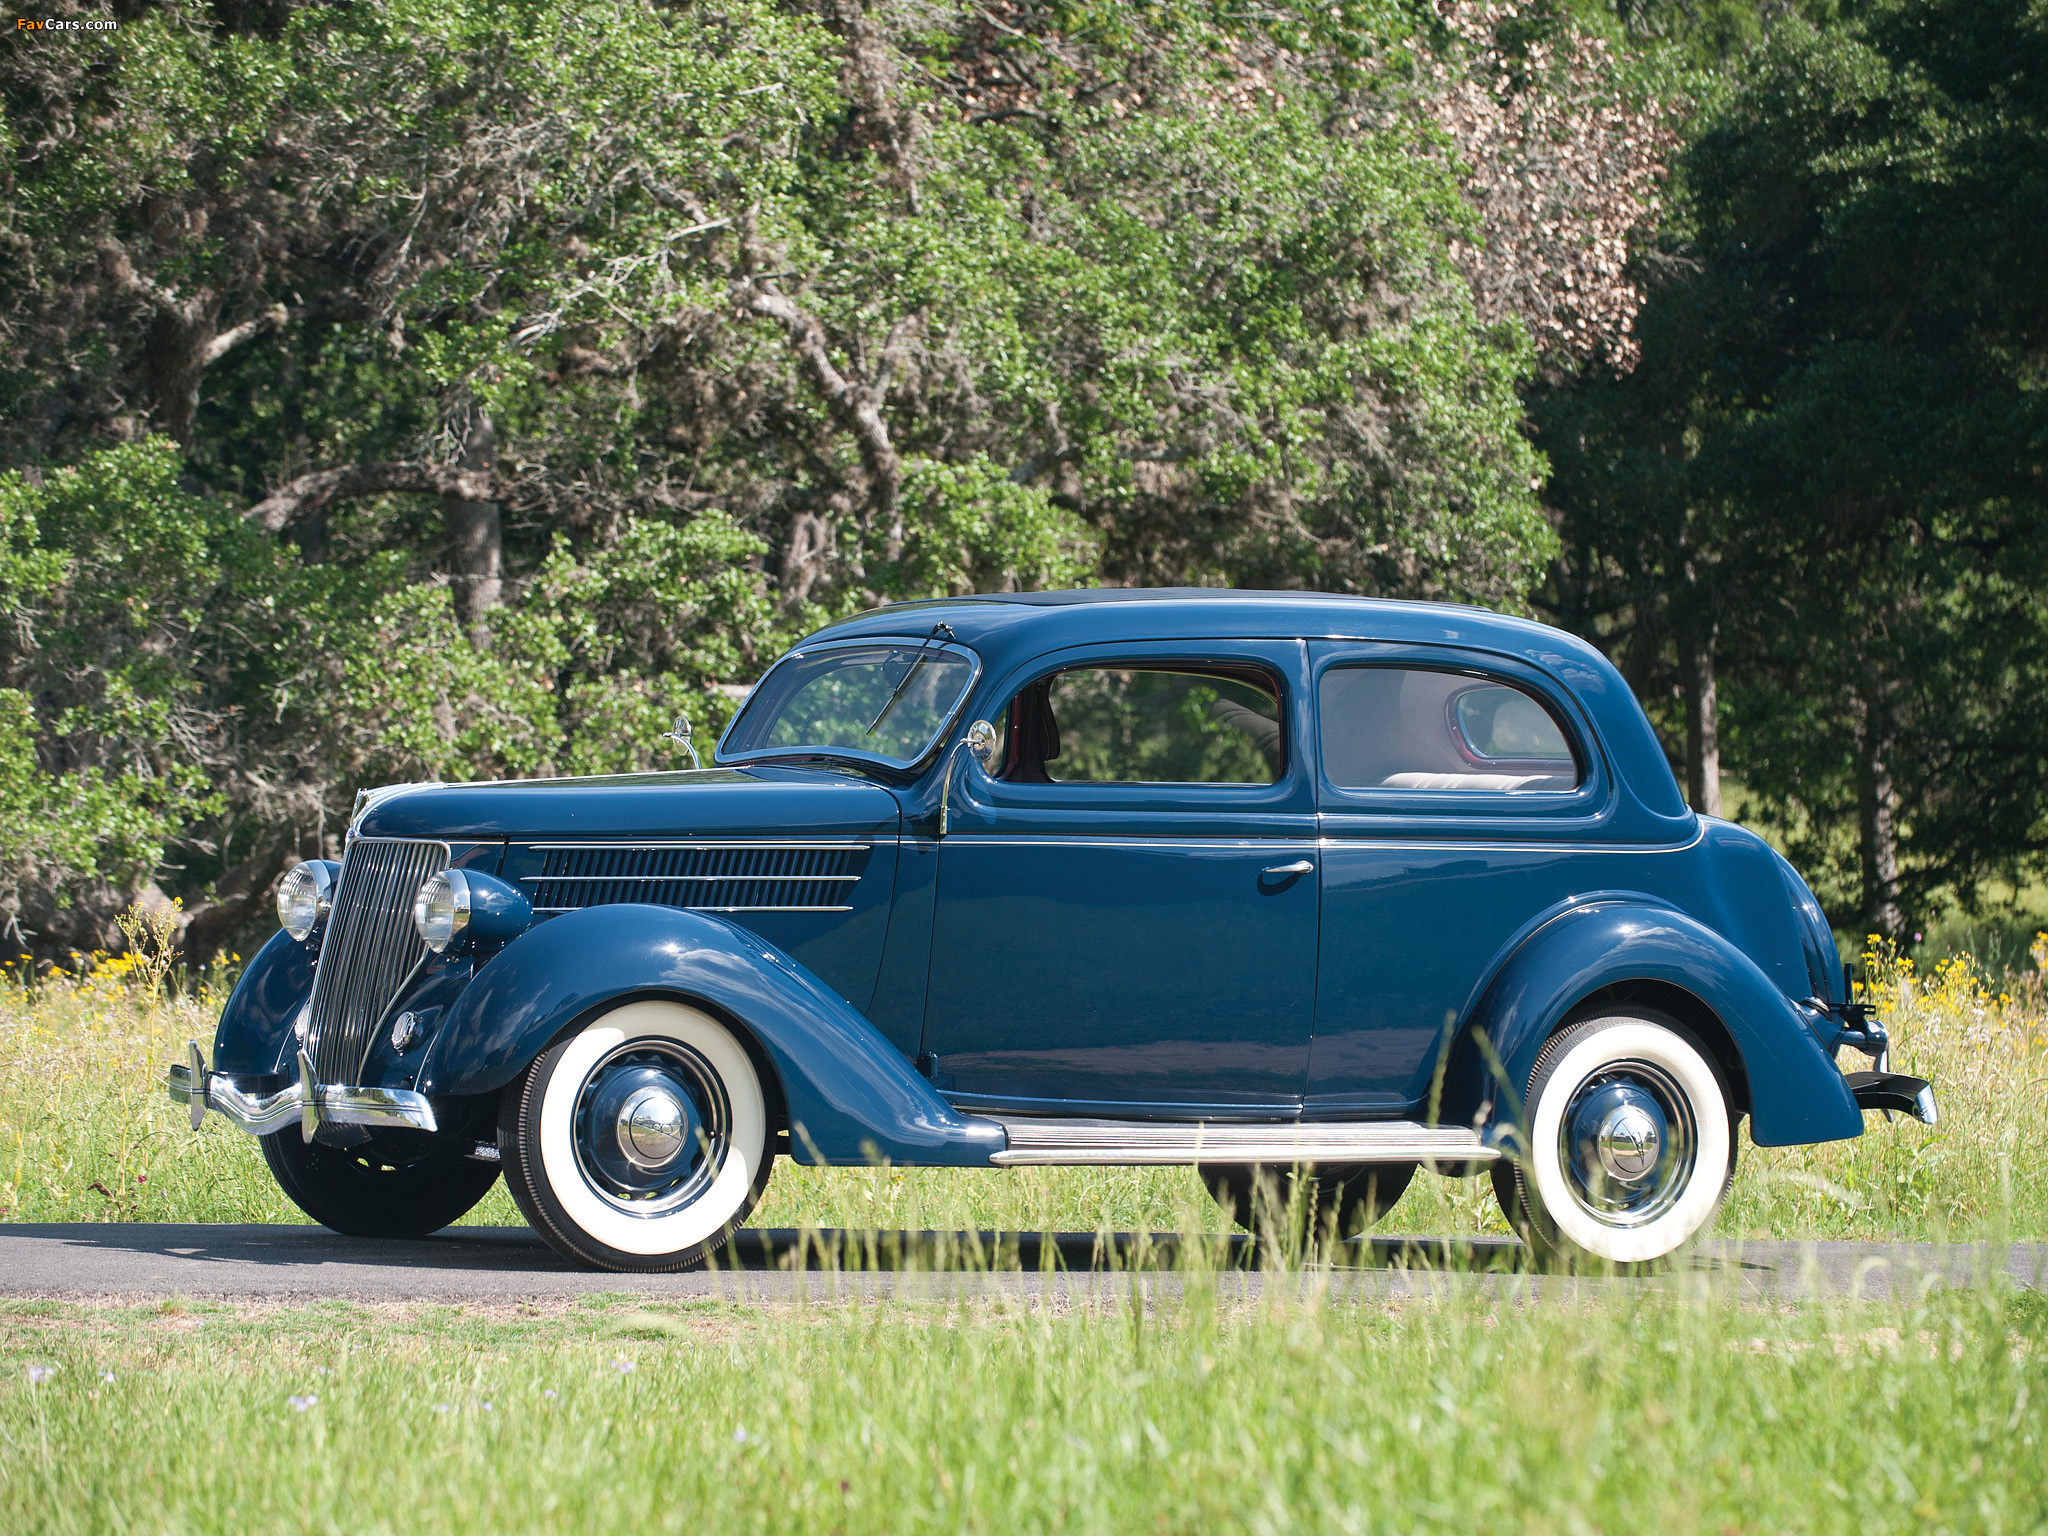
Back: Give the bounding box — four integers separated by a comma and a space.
168, 590, 1933, 1270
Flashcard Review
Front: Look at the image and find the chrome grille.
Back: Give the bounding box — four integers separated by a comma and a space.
520, 843, 870, 914
305, 838, 448, 1084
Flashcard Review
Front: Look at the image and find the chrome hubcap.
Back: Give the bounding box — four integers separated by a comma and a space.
1558, 1062, 1696, 1228
571, 1042, 727, 1216
1592, 1095, 1661, 1181
617, 1087, 688, 1171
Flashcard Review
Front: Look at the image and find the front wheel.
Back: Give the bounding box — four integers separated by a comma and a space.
499, 999, 774, 1273
260, 1129, 501, 1237
1493, 1012, 1736, 1270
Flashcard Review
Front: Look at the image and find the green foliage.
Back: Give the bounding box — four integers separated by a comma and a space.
336, 585, 563, 783
885, 457, 1098, 601
0, 445, 236, 943
14, 0, 2041, 953
1536, 0, 2048, 930
1049, 671, 1280, 784
0, 438, 799, 949
787, 34, 1554, 604
0, 690, 191, 945
522, 515, 787, 777
1, 0, 1588, 948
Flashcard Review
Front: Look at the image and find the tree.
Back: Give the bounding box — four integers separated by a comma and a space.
0, 0, 1677, 958
1534, 0, 2048, 933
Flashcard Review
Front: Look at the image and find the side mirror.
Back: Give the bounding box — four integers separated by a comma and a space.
663, 710, 702, 770
939, 720, 1002, 838
965, 718, 1000, 773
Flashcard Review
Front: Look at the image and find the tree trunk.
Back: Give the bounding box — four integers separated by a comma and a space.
740, 281, 904, 580
442, 401, 503, 643
779, 508, 833, 610
276, 343, 330, 563
176, 826, 303, 967
1678, 618, 1722, 816
146, 302, 218, 447
1853, 682, 1905, 939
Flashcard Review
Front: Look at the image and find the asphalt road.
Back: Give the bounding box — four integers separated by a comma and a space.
1, 1224, 2041, 1304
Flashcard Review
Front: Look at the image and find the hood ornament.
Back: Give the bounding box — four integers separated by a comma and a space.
663, 710, 702, 770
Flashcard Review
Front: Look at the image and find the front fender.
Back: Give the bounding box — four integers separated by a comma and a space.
212, 928, 316, 1075
419, 905, 1005, 1167
1465, 901, 1863, 1148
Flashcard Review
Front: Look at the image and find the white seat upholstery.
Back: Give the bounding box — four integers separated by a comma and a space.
1378, 771, 1576, 793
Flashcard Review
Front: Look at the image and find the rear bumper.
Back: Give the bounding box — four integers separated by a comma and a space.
167, 1041, 438, 1140
1846, 1070, 1938, 1126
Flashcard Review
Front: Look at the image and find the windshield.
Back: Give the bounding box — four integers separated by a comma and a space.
720, 642, 977, 768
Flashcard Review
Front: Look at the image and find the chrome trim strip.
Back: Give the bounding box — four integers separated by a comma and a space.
531, 904, 854, 914
1314, 825, 1710, 855
167, 1050, 438, 1139
940, 836, 1694, 853
524, 876, 858, 884
984, 1116, 1496, 1167
524, 842, 874, 851
933, 838, 1320, 850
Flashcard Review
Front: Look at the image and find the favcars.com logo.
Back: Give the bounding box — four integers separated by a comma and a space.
17, 15, 122, 29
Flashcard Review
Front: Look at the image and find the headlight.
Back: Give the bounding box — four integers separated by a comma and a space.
412, 870, 468, 953
411, 868, 532, 954
276, 861, 338, 941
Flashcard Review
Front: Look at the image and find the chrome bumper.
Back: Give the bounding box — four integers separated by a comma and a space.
1846, 1069, 1938, 1126
166, 1040, 438, 1141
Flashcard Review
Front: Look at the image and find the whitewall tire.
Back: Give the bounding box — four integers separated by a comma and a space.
1493, 1012, 1736, 1269
500, 999, 774, 1272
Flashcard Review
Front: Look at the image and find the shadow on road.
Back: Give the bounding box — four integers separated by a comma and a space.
4, 1222, 1552, 1274
0, 1222, 1811, 1278
1, 1223, 2036, 1300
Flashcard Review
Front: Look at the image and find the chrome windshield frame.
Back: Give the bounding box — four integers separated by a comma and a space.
715, 638, 984, 777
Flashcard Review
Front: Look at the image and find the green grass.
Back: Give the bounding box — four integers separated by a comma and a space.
5, 947, 2047, 1533
2, 1280, 2043, 1533
1918, 901, 2048, 984
2, 937, 2044, 1242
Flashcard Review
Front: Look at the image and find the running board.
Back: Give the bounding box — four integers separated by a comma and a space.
983, 1116, 1497, 1167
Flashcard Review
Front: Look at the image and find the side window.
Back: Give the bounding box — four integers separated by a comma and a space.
1002, 666, 1284, 785
1318, 668, 1580, 793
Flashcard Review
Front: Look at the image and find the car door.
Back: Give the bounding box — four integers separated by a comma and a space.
921, 639, 1319, 1116
1306, 642, 1614, 1116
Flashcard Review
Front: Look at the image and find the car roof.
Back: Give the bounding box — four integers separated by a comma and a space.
804, 588, 1605, 671
800, 589, 1690, 829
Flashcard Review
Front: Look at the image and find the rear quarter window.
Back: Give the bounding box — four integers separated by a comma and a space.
1319, 667, 1580, 793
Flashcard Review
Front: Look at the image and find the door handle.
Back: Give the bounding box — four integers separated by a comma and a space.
1262, 860, 1315, 877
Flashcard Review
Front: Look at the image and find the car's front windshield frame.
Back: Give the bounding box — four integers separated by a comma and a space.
715, 638, 984, 775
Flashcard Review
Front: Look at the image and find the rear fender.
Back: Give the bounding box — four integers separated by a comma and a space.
1454, 901, 1862, 1148
418, 904, 1004, 1167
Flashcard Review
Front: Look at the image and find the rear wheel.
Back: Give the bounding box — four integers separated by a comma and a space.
1492, 1012, 1736, 1270
1204, 1162, 1416, 1244
260, 1129, 500, 1237
499, 999, 774, 1273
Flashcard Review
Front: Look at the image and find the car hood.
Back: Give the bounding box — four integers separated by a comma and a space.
354, 766, 903, 842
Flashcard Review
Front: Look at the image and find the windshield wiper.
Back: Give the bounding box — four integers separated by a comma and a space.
866, 622, 954, 738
